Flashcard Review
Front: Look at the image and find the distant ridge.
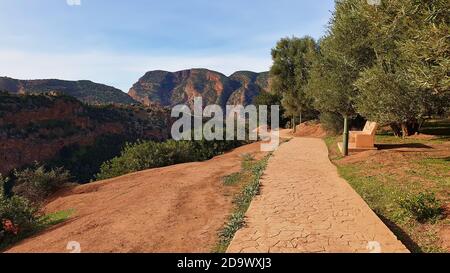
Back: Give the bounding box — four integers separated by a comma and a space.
128, 69, 270, 108
0, 68, 271, 107
0, 77, 137, 105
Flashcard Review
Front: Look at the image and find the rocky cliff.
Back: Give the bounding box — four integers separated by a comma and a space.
0, 92, 171, 181
128, 69, 270, 108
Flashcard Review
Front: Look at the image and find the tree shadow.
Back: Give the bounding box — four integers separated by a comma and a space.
376, 214, 422, 253
375, 143, 433, 150
433, 136, 450, 141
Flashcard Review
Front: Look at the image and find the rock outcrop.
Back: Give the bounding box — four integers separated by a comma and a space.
128, 69, 270, 108
0, 92, 171, 178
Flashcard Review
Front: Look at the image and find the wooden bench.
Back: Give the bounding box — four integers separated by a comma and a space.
338, 121, 378, 154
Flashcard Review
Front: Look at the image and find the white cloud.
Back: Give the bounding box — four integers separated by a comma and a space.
0, 49, 271, 91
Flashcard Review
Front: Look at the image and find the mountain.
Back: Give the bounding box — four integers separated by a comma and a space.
0, 77, 136, 105
0, 92, 171, 182
128, 69, 270, 108
227, 71, 270, 106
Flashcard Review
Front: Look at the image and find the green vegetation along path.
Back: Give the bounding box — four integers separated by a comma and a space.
227, 137, 409, 253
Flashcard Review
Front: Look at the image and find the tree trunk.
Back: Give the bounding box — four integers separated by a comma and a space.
401, 123, 409, 139
343, 116, 349, 156
390, 123, 402, 137
391, 121, 420, 138
417, 118, 426, 134
292, 116, 296, 133
400, 121, 420, 138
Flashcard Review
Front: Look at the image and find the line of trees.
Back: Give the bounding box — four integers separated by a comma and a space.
267, 0, 449, 138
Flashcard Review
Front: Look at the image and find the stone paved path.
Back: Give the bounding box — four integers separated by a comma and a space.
227, 138, 409, 253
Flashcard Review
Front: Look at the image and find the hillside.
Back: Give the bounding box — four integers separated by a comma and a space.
0, 92, 171, 181
4, 142, 266, 253
0, 77, 136, 105
128, 69, 270, 108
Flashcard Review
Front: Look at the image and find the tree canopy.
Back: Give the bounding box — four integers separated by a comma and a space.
270, 36, 318, 130
267, 0, 448, 137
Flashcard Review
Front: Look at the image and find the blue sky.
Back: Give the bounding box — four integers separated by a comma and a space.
0, 0, 335, 91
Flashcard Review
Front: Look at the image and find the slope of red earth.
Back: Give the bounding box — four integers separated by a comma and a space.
5, 142, 266, 253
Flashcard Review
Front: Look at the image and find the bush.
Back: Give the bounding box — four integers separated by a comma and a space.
96, 139, 246, 181
320, 112, 343, 135
0, 175, 40, 249
399, 192, 443, 223
13, 163, 71, 204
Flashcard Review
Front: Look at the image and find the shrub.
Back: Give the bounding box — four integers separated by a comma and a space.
13, 163, 71, 204
399, 192, 443, 223
96, 139, 246, 180
0, 175, 40, 249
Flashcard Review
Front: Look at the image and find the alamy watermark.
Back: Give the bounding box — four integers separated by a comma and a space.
66, 0, 81, 6
66, 241, 81, 253
171, 97, 280, 152
367, 241, 382, 253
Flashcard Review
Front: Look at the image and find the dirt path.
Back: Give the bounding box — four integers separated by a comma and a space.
227, 137, 409, 253
5, 143, 266, 253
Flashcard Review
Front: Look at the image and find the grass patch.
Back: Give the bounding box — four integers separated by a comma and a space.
213, 153, 271, 253
41, 209, 75, 226
398, 193, 443, 223
324, 136, 344, 160
223, 172, 243, 186
325, 132, 449, 253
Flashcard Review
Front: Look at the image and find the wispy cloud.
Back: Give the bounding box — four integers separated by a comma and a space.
0, 1, 334, 91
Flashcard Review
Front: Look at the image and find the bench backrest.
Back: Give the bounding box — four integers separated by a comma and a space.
363, 121, 378, 135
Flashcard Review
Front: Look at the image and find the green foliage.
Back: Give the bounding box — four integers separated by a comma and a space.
215, 155, 270, 252
392, 0, 449, 96
41, 209, 75, 226
325, 134, 449, 252
304, 0, 449, 134
253, 91, 289, 126
399, 192, 444, 223
350, 0, 449, 136
12, 163, 71, 204
270, 37, 318, 126
355, 64, 426, 136
96, 139, 246, 181
319, 112, 344, 135
306, 0, 376, 119
223, 172, 242, 186
0, 175, 40, 249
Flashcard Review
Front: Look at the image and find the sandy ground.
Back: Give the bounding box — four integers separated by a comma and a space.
5, 142, 266, 253
294, 122, 327, 138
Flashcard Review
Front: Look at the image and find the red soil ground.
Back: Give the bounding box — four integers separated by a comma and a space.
286, 121, 327, 138
5, 142, 266, 253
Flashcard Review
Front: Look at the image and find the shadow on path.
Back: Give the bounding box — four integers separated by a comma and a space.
377, 214, 422, 253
